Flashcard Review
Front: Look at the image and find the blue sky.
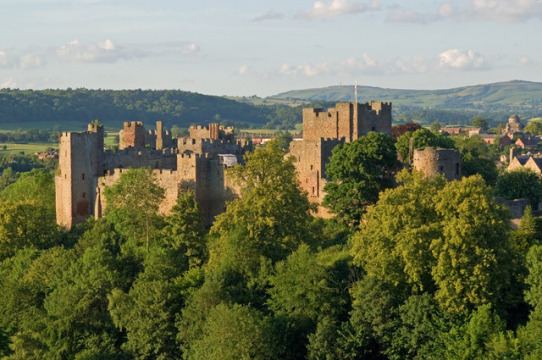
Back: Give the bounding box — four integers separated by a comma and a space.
1, 0, 541, 96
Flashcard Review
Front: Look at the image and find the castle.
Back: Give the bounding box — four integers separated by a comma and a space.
290, 102, 392, 215
55, 121, 251, 229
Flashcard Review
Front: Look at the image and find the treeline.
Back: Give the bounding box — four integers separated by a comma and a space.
0, 128, 60, 143
394, 108, 539, 128
0, 88, 305, 130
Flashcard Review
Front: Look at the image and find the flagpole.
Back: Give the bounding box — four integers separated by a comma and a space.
354, 81, 358, 104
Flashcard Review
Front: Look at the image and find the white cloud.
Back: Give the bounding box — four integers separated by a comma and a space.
388, 0, 542, 24
253, 10, 287, 22
0, 51, 7, 66
465, 0, 542, 22
237, 64, 249, 76
386, 10, 437, 23
181, 43, 200, 55
0, 77, 17, 89
437, 49, 490, 70
19, 54, 42, 69
518, 56, 532, 65
277, 54, 430, 78
298, 0, 380, 19
56, 39, 139, 63
438, 2, 456, 17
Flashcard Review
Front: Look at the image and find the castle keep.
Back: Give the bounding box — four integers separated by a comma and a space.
290, 102, 392, 215
55, 121, 251, 229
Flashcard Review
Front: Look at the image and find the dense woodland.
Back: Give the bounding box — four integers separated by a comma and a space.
0, 89, 316, 131
0, 130, 542, 359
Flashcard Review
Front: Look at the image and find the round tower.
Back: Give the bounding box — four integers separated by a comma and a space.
412, 147, 461, 181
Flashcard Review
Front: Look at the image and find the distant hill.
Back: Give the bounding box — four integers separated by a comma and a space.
270, 80, 542, 125
1, 81, 541, 132
0, 89, 280, 131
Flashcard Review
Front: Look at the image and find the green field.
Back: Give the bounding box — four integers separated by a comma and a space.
240, 126, 302, 135
0, 142, 53, 155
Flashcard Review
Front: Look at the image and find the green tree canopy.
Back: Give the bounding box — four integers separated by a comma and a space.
323, 132, 398, 226
396, 128, 455, 162
351, 171, 516, 315
0, 199, 61, 261
209, 141, 315, 265
187, 303, 277, 360
524, 121, 542, 135
160, 192, 207, 269
471, 116, 489, 131
104, 168, 165, 250
495, 168, 542, 209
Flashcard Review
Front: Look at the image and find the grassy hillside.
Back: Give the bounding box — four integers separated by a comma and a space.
270, 80, 542, 124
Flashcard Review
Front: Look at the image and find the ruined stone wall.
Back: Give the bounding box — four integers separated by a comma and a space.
413, 147, 461, 181
177, 138, 250, 156
55, 127, 103, 228
102, 148, 177, 171
119, 121, 146, 149
189, 124, 235, 140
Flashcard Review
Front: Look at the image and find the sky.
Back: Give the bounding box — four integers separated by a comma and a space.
1, 0, 542, 97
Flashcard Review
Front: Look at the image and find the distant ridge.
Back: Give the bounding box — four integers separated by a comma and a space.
269, 80, 542, 114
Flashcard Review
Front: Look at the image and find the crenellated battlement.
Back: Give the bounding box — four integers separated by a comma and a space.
123, 121, 144, 128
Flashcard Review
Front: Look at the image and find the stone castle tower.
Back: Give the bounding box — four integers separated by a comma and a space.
55, 123, 104, 229
290, 101, 392, 216
412, 147, 461, 181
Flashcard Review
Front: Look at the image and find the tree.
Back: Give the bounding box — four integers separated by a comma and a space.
323, 132, 398, 226
209, 141, 315, 265
41, 244, 124, 359
396, 128, 455, 163
1, 169, 55, 208
524, 121, 542, 135
108, 247, 186, 359
432, 175, 515, 314
0, 199, 61, 261
186, 303, 278, 360
471, 116, 489, 131
161, 192, 207, 269
267, 244, 351, 358
430, 120, 442, 134
453, 134, 499, 185
351, 170, 446, 293
441, 305, 516, 360
516, 245, 542, 359
267, 131, 293, 151
387, 294, 449, 360
351, 171, 516, 315
104, 168, 165, 251
495, 168, 542, 209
